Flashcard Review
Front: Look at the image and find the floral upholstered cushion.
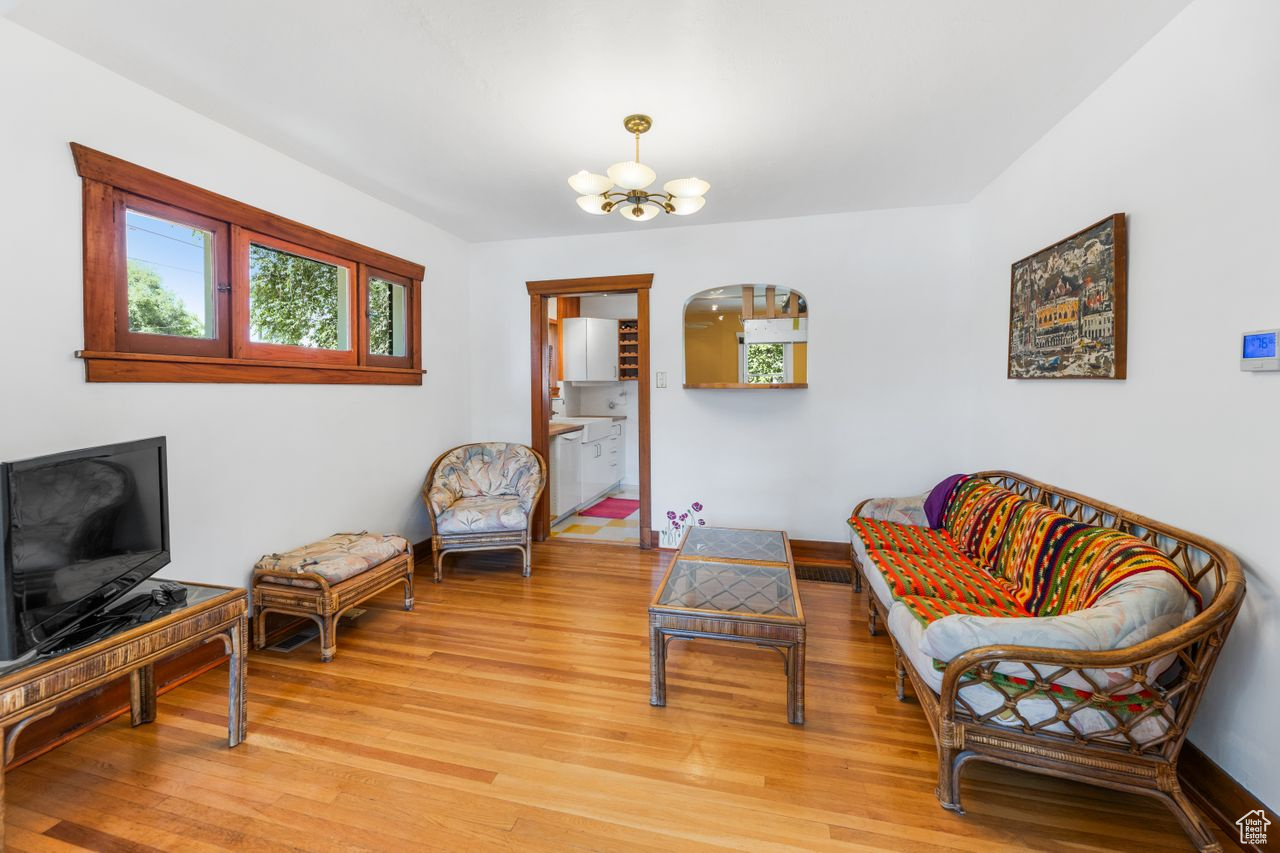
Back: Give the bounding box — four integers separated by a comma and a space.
854, 492, 930, 527
255, 532, 409, 588
434, 495, 528, 535
425, 443, 544, 518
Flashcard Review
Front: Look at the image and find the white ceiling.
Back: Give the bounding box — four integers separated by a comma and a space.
8, 0, 1190, 242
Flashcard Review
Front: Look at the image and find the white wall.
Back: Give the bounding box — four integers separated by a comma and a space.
468, 204, 973, 541
0, 21, 472, 587
959, 0, 1279, 807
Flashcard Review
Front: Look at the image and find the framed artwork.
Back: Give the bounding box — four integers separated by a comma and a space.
1008, 213, 1127, 379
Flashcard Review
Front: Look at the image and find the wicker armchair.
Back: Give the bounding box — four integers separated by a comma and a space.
421, 443, 547, 581
851, 472, 1245, 853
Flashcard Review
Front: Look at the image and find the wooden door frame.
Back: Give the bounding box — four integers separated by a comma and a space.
527, 273, 653, 547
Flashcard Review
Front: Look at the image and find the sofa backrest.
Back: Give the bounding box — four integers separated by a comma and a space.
942, 478, 1022, 567
424, 443, 544, 516
947, 475, 1202, 616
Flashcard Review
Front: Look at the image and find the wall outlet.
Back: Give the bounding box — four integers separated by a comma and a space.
656, 371, 667, 388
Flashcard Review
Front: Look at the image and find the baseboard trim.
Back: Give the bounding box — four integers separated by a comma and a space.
647, 532, 851, 565
1181, 742, 1273, 852
791, 538, 851, 565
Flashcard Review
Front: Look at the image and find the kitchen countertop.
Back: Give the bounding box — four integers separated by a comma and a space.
548, 416, 627, 438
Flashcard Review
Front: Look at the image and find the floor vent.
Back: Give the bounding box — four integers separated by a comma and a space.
795, 564, 852, 585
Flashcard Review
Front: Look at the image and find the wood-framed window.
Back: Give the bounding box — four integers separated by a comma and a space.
73, 143, 425, 385
361, 267, 415, 369
232, 229, 358, 366
117, 193, 231, 358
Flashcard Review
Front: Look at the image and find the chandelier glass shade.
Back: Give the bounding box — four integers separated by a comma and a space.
568, 114, 709, 221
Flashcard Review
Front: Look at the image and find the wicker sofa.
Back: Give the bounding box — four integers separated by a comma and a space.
849, 471, 1245, 853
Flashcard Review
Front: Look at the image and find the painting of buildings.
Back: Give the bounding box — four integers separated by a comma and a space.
1008, 214, 1127, 379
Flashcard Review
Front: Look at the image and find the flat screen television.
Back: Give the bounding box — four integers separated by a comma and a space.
0, 437, 170, 660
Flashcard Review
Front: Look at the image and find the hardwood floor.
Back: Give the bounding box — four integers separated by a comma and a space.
3, 539, 1228, 851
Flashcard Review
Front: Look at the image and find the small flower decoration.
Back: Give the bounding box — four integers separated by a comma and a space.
662, 501, 706, 545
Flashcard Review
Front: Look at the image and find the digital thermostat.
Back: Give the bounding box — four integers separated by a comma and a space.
1241, 329, 1280, 371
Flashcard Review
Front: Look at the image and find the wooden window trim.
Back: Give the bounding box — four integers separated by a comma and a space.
71, 142, 426, 385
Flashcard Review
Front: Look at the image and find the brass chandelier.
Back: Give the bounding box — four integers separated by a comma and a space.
567, 114, 710, 222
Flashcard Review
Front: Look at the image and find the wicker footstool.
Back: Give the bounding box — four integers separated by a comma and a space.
251, 532, 414, 662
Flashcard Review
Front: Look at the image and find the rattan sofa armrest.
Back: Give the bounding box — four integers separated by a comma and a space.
251, 568, 333, 595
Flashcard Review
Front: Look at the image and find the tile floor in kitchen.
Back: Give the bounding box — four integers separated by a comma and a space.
549, 484, 640, 545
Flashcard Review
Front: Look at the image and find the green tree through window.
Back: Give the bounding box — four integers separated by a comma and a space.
746, 342, 785, 383
249, 244, 345, 349
127, 261, 203, 337
368, 277, 394, 356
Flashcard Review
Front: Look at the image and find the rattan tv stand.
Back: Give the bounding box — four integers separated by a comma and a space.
0, 579, 248, 844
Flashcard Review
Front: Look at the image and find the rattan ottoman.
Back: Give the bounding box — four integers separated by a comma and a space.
251, 532, 414, 662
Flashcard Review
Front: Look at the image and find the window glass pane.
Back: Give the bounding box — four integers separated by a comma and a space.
368, 276, 407, 357
248, 243, 350, 350
125, 209, 215, 338
746, 343, 785, 384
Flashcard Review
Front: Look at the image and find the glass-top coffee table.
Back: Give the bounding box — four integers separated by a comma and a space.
648, 526, 806, 724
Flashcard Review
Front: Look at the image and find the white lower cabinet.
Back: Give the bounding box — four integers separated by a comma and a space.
580, 437, 611, 505
553, 421, 626, 520
579, 422, 625, 507
551, 432, 583, 518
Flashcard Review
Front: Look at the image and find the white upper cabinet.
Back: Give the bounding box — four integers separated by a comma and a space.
563, 317, 619, 381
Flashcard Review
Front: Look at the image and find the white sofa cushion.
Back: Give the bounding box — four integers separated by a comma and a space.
887, 601, 1173, 744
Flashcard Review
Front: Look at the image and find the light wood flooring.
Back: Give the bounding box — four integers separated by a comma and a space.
3, 539, 1229, 851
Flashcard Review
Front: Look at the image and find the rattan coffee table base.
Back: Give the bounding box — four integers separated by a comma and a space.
648, 613, 806, 724
647, 526, 807, 725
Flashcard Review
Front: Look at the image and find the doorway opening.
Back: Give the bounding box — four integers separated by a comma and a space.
527, 274, 652, 548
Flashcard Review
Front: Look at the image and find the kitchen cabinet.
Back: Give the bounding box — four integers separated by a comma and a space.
580, 421, 624, 506
550, 419, 625, 520
551, 431, 583, 518
562, 317, 619, 381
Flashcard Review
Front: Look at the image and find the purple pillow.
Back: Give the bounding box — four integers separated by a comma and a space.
923, 474, 967, 529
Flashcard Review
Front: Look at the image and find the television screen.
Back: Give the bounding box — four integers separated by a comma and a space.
0, 437, 169, 659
